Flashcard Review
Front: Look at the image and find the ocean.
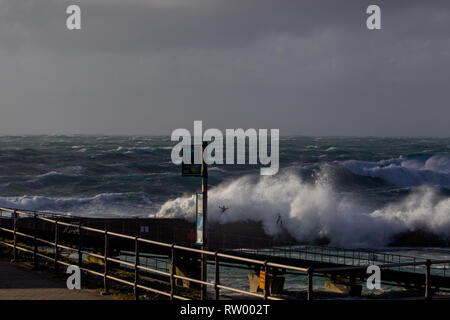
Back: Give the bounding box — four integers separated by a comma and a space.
0, 135, 449, 248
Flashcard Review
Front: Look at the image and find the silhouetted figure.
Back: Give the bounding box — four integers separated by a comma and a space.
276, 213, 282, 226
219, 205, 229, 213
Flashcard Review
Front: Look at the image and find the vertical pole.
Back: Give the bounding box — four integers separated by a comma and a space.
201, 141, 208, 300
33, 213, 38, 267
425, 259, 432, 300
103, 231, 109, 294
214, 252, 220, 300
54, 219, 58, 271
307, 267, 314, 301
170, 244, 176, 300
78, 225, 82, 268
12, 210, 17, 262
263, 261, 269, 300
134, 237, 139, 300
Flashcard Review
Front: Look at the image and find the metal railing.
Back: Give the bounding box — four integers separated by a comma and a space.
1, 207, 449, 300
236, 245, 450, 277
0, 207, 308, 300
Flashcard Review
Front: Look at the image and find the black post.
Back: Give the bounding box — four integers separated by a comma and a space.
78, 225, 82, 268
54, 219, 58, 271
425, 259, 432, 300
263, 261, 269, 300
214, 252, 220, 300
12, 210, 17, 262
134, 237, 139, 300
170, 244, 176, 300
307, 267, 314, 301
201, 141, 208, 300
33, 213, 38, 267
102, 230, 110, 295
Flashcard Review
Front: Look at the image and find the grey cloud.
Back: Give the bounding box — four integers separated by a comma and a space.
0, 0, 449, 136
1, 0, 449, 53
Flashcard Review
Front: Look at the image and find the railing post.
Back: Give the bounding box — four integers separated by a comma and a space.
263, 261, 269, 300
12, 210, 17, 262
102, 230, 110, 295
425, 259, 432, 300
54, 218, 59, 271
134, 237, 139, 300
78, 225, 82, 268
307, 267, 314, 301
170, 244, 176, 300
33, 213, 38, 267
214, 252, 220, 300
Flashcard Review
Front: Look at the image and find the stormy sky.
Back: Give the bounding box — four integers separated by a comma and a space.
0, 0, 449, 136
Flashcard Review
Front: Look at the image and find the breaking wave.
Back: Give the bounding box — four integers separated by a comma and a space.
0, 192, 154, 217
342, 154, 450, 188
157, 170, 450, 247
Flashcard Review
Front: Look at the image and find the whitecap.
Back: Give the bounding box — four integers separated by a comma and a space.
157, 171, 450, 247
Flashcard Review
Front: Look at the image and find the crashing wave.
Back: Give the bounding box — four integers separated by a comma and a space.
157, 170, 450, 247
342, 154, 450, 188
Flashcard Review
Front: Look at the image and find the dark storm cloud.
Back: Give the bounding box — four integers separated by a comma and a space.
2, 0, 450, 52
0, 0, 449, 136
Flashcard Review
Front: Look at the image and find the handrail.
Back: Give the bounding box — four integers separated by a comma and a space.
0, 206, 424, 264
0, 207, 309, 274
0, 207, 307, 300
239, 245, 422, 267
1, 206, 449, 301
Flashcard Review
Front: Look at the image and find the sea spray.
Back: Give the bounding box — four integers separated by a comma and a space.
342, 154, 450, 188
1, 135, 449, 243
157, 171, 450, 247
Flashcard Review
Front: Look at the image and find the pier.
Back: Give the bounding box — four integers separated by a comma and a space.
0, 260, 113, 300
1, 207, 450, 300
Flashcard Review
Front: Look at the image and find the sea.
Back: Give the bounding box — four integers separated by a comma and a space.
0, 135, 449, 250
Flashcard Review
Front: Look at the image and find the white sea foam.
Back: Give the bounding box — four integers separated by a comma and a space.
110, 146, 170, 153
342, 154, 450, 188
29, 166, 86, 182
209, 167, 226, 172
0, 192, 154, 217
36, 171, 61, 178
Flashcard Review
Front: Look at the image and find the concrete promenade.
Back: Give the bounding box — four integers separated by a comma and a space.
0, 260, 114, 300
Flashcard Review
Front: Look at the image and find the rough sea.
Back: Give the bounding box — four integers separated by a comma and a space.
0, 135, 449, 248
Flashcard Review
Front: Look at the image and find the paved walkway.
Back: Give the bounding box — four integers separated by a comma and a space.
0, 260, 115, 300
